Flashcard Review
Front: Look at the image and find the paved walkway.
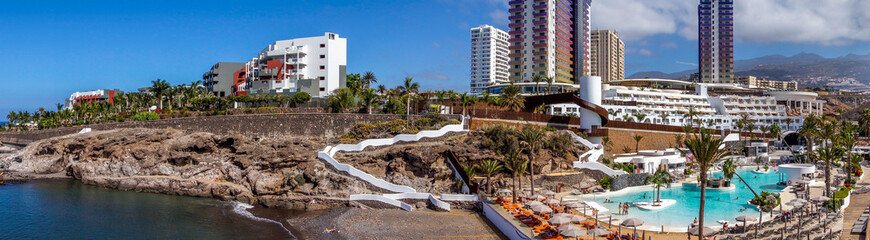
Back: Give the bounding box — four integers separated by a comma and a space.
842, 166, 870, 240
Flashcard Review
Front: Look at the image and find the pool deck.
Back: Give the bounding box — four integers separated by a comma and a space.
841, 166, 870, 240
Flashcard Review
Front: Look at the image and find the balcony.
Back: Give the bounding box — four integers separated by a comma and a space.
508, 37, 523, 43
508, 45, 523, 50
509, 0, 523, 5
509, 7, 524, 13
508, 60, 524, 65
508, 22, 523, 28
508, 53, 523, 58
533, 43, 547, 48
533, 51, 547, 56
509, 15, 523, 20
533, 4, 547, 10
533, 27, 548, 33
508, 30, 524, 35
534, 35, 547, 40
534, 12, 547, 17
533, 20, 547, 25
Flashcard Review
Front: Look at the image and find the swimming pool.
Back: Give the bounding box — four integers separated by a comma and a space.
570, 167, 786, 229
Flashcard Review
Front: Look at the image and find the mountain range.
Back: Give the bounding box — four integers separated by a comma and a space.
629, 52, 870, 88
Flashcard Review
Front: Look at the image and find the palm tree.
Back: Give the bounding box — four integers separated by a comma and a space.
680, 129, 730, 239
622, 113, 633, 122
362, 71, 378, 89
685, 107, 700, 128
602, 136, 614, 152
758, 125, 770, 142
478, 159, 504, 195
481, 93, 492, 115
377, 85, 387, 95
462, 163, 478, 192
814, 117, 841, 197
769, 122, 782, 143
398, 77, 419, 115
645, 167, 672, 205
860, 109, 870, 137
532, 75, 544, 95
799, 114, 821, 153
545, 76, 555, 95
151, 79, 171, 109
784, 118, 795, 132
632, 113, 647, 123
841, 123, 858, 183
722, 158, 759, 197
459, 93, 476, 115
660, 112, 670, 125
633, 135, 644, 152
519, 125, 544, 196
359, 88, 379, 114
504, 154, 528, 203
500, 85, 524, 112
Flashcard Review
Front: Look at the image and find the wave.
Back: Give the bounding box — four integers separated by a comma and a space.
230, 201, 297, 240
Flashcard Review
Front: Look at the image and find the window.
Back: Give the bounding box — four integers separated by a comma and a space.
320, 65, 325, 70
320, 44, 325, 48
320, 55, 325, 59
319, 87, 325, 91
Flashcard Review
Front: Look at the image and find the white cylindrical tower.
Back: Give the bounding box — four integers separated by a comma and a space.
578, 76, 603, 130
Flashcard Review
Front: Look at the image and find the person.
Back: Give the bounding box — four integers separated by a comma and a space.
694, 217, 698, 225
618, 203, 622, 214
643, 193, 647, 199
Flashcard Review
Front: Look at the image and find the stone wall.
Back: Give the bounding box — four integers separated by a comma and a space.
610, 173, 649, 191
603, 128, 687, 155
0, 114, 458, 145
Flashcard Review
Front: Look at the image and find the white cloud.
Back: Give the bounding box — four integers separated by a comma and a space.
489, 10, 509, 27
735, 0, 870, 45
592, 0, 870, 45
639, 48, 653, 56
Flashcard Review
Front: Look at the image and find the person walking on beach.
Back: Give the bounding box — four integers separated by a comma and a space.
618, 203, 622, 215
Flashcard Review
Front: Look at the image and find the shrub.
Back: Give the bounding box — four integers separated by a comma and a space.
132, 112, 159, 121
339, 119, 420, 143
479, 124, 521, 155
750, 191, 780, 210
543, 126, 558, 132
600, 177, 611, 190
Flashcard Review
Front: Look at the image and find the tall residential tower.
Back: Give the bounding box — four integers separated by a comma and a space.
507, 0, 593, 84
470, 25, 510, 94
591, 30, 625, 83
698, 0, 734, 84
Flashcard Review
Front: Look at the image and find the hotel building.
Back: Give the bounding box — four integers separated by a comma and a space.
241, 33, 347, 98
470, 25, 510, 94
590, 30, 625, 83
506, 0, 593, 84
735, 76, 798, 90
202, 62, 245, 97
64, 89, 119, 110
698, 0, 735, 84
546, 79, 808, 132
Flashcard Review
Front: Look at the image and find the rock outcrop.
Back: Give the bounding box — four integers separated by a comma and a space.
0, 128, 378, 210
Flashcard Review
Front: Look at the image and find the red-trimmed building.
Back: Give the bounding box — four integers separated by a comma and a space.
64, 89, 120, 110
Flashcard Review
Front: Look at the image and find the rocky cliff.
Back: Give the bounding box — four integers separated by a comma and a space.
0, 128, 379, 210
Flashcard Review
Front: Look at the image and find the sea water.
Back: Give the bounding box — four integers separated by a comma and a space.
0, 180, 295, 240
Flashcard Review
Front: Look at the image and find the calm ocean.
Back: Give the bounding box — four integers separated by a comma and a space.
0, 180, 296, 240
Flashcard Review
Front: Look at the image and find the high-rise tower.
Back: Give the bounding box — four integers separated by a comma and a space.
698, 0, 734, 84
507, 0, 593, 84
591, 30, 625, 83
470, 25, 510, 94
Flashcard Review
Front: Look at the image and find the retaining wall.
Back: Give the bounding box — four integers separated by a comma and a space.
0, 114, 452, 145
610, 173, 651, 191
482, 202, 532, 240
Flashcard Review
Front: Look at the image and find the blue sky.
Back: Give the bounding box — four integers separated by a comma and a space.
1, 0, 868, 115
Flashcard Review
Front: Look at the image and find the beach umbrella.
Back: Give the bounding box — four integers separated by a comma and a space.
543, 189, 557, 195
587, 228, 610, 240
531, 194, 546, 200
531, 205, 553, 213
544, 199, 561, 205
621, 218, 644, 237
558, 225, 586, 238
549, 215, 573, 225
497, 189, 512, 195
525, 201, 544, 207
736, 215, 757, 231
689, 226, 716, 236
563, 202, 584, 208
811, 196, 831, 202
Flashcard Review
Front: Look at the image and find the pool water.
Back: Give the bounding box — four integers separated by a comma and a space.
573, 168, 786, 228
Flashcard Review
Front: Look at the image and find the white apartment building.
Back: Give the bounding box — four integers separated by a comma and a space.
470, 25, 510, 94
547, 83, 804, 132
591, 30, 625, 83
244, 32, 347, 98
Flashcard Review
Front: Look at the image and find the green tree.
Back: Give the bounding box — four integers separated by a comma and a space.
398, 77, 419, 115
519, 125, 544, 196
500, 85, 524, 112
504, 154, 528, 203
362, 71, 378, 89
633, 135, 644, 152
645, 167, 673, 204
722, 158, 759, 198
478, 159, 504, 195
327, 88, 355, 113
358, 88, 379, 114
532, 75, 544, 95
545, 76, 555, 95
680, 129, 730, 239
151, 79, 171, 109
290, 92, 311, 107
860, 109, 870, 137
